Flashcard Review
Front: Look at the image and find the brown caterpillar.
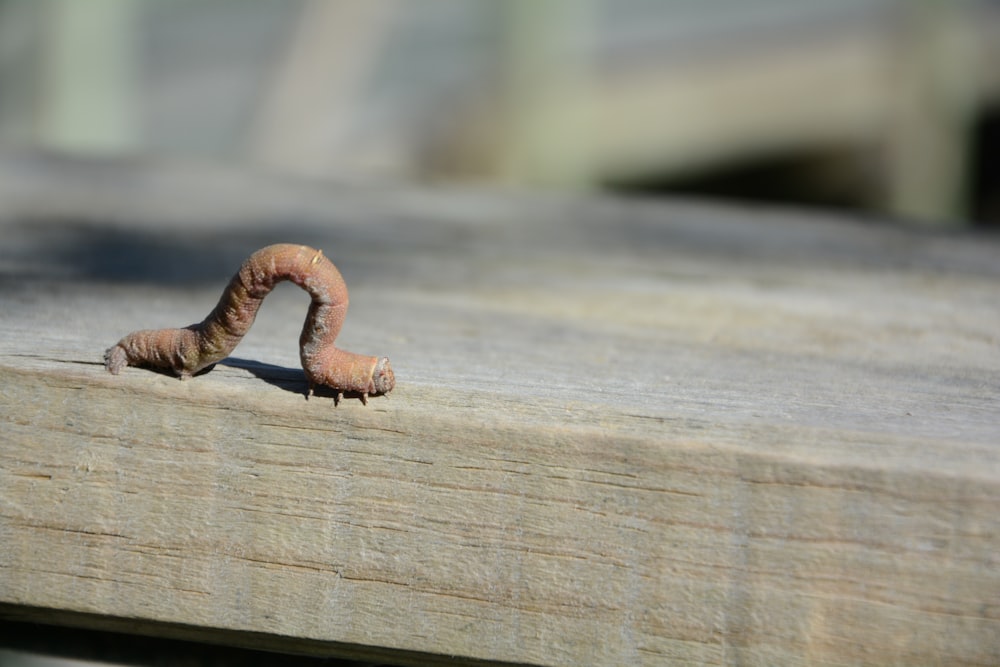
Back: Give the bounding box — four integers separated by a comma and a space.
104, 243, 394, 405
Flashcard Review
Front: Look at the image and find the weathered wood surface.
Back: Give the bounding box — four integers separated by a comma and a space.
1, 153, 999, 666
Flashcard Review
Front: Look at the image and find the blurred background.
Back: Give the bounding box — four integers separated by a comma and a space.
0, 0, 999, 228
1, 3, 998, 666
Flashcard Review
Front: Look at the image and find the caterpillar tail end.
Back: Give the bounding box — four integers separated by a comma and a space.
104, 345, 128, 375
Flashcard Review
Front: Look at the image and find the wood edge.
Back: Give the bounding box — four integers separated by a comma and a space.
5, 356, 1000, 487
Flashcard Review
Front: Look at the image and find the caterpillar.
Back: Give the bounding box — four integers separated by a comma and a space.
104, 243, 394, 405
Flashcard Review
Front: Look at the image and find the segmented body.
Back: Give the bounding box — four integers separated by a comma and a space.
104, 244, 394, 404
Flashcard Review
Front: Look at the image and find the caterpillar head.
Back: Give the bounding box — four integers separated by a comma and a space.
371, 357, 395, 395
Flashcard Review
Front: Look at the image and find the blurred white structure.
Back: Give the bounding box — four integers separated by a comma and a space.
1, 0, 998, 225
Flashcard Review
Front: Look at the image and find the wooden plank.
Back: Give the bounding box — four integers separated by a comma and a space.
1, 154, 999, 666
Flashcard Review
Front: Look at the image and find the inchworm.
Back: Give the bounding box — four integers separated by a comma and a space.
104, 243, 394, 404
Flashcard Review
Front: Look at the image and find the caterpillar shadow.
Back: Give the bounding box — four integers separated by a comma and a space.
218, 357, 367, 403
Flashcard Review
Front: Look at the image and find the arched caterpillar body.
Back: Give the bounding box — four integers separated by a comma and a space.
104, 243, 394, 404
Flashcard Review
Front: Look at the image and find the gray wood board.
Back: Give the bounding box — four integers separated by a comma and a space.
1, 154, 999, 666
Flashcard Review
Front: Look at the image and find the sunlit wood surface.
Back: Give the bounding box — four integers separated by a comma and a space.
1, 154, 998, 666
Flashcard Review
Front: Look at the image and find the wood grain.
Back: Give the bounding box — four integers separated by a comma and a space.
1, 154, 999, 665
